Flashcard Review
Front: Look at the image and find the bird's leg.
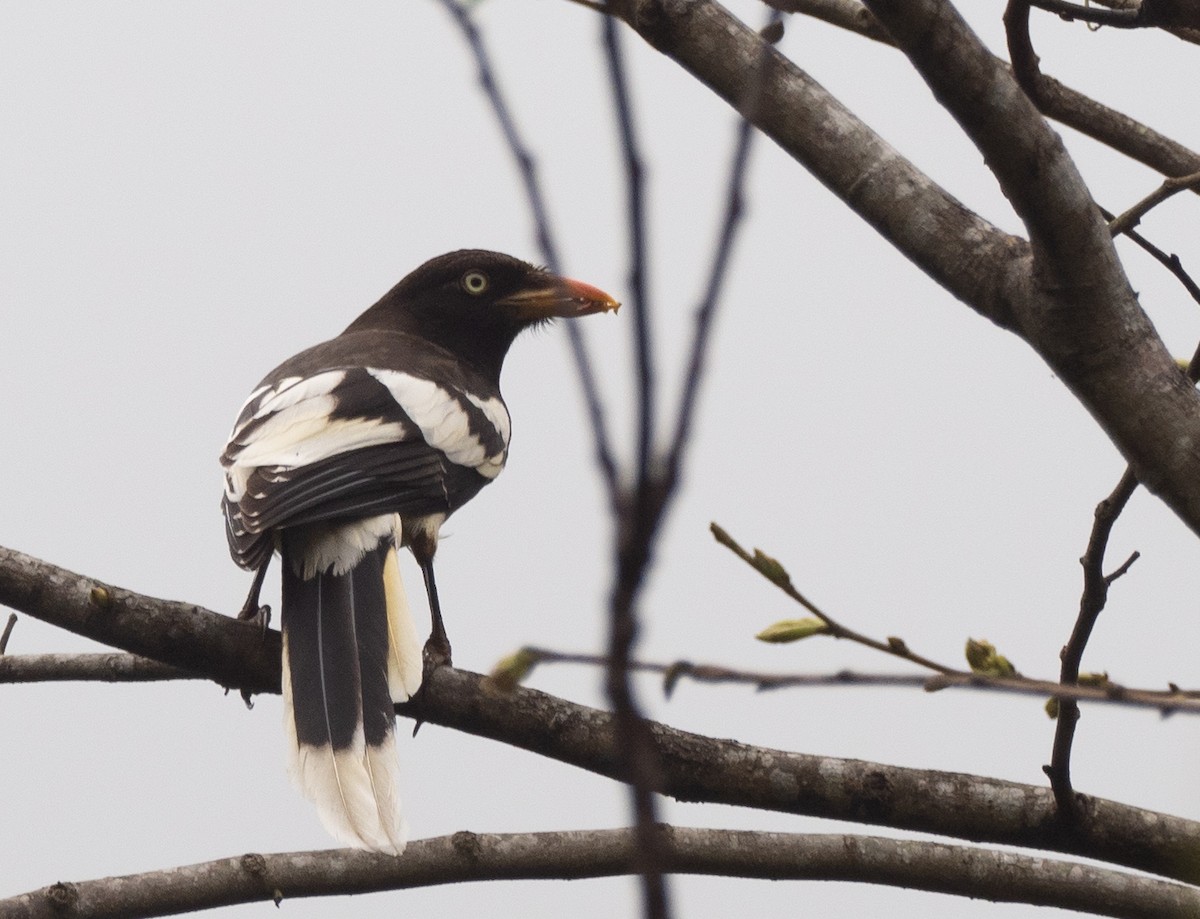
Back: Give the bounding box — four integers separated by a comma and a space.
419, 558, 452, 670
407, 524, 452, 672
237, 559, 272, 635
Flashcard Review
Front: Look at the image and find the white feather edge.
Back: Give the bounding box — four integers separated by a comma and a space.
383, 540, 424, 701
223, 366, 513, 506
281, 632, 407, 854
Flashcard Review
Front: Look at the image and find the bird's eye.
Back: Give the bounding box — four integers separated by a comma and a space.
461, 270, 489, 295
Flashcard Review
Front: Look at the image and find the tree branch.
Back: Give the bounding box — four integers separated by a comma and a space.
437, 0, 620, 499
598, 14, 671, 918
777, 0, 1200, 191
1045, 468, 1140, 815
406, 667, 1200, 885
1108, 170, 1200, 236
617, 0, 1022, 328
504, 647, 1200, 714
0, 652, 194, 684
865, 0, 1121, 294
0, 547, 279, 695
1028, 0, 1144, 26
611, 0, 1200, 540
4, 826, 1197, 919
5, 546, 1200, 884
0, 612, 16, 654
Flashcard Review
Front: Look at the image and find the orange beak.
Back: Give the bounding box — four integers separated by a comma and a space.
498, 274, 621, 320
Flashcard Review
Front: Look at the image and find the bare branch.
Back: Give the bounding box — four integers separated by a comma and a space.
613, 0, 1200, 539
1104, 209, 1200, 317
615, 0, 1021, 327
437, 0, 620, 500
1028, 0, 1145, 26
599, 14, 670, 916
603, 14, 655, 486
0, 547, 279, 695
6, 546, 1200, 883
778, 1, 1200, 198
406, 667, 1200, 886
1108, 170, 1200, 236
0, 653, 195, 684
1045, 468, 1140, 814
508, 647, 1200, 714
866, 0, 1118, 293
6, 826, 1196, 919
0, 612, 16, 654
710, 523, 957, 673
666, 15, 773, 481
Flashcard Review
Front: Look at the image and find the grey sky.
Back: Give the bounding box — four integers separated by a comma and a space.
2, 2, 1198, 916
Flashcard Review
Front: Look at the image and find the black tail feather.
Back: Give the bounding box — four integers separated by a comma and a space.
279, 532, 406, 853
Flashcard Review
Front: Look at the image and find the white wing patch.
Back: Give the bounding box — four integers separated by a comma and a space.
223, 365, 510, 508
230, 372, 345, 437
465, 392, 511, 479
223, 369, 411, 503
368, 369, 509, 478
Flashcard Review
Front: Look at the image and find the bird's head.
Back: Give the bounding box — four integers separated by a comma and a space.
348, 249, 619, 381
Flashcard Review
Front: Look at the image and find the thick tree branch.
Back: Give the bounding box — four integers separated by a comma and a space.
0, 547, 280, 695
6, 826, 1196, 919
616, 0, 1022, 330
407, 667, 1200, 885
776, 0, 1200, 189
865, 0, 1200, 530
610, 0, 1200, 538
864, 0, 1126, 295
5, 547, 1200, 884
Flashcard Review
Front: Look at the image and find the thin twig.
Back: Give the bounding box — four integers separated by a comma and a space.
1004, 0, 1041, 101
1028, 0, 1145, 26
1100, 203, 1200, 385
1044, 467, 1139, 818
604, 14, 654, 486
1108, 170, 1200, 236
600, 12, 670, 919
667, 10, 779, 479
436, 0, 620, 500
0, 612, 16, 654
710, 523, 958, 674
1113, 224, 1200, 322
505, 647, 1200, 713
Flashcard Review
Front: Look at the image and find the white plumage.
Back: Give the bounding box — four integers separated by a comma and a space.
369, 368, 510, 475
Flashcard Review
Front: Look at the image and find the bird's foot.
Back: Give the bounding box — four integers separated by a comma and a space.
237, 603, 272, 638
422, 634, 453, 675
409, 638, 452, 738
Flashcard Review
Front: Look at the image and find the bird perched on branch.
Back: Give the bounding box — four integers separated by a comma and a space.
220, 250, 618, 853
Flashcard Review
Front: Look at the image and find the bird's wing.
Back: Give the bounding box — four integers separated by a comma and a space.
221, 350, 510, 570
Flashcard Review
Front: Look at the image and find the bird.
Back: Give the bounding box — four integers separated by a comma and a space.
220, 249, 619, 853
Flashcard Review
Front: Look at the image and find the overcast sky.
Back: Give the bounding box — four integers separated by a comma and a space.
2, 2, 1198, 917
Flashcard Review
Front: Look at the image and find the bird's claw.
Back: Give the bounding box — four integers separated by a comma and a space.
237, 603, 272, 639
422, 636, 453, 677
